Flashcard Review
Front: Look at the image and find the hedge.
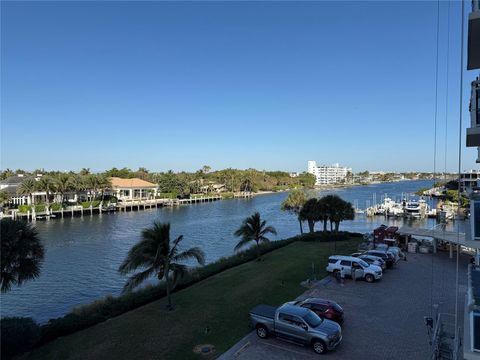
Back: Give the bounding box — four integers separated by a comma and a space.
49, 203, 63, 211
18, 205, 31, 213
81, 201, 101, 209
1, 317, 41, 359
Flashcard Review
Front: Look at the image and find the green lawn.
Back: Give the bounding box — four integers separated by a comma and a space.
26, 239, 360, 360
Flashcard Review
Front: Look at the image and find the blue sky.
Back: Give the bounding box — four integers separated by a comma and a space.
1, 1, 478, 173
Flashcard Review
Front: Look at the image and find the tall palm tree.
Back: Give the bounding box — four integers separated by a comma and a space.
17, 177, 37, 205
1, 219, 44, 292
281, 189, 307, 234
84, 174, 99, 205
54, 173, 72, 203
328, 196, 354, 232
69, 174, 85, 203
299, 198, 322, 233
118, 222, 205, 310
36, 176, 56, 207
234, 212, 277, 259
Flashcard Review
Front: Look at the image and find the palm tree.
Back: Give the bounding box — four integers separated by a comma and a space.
54, 173, 72, 203
299, 198, 322, 233
234, 212, 277, 259
1, 219, 44, 292
36, 176, 56, 207
84, 174, 99, 205
17, 177, 37, 205
118, 222, 205, 310
69, 174, 85, 203
327, 195, 354, 232
79, 168, 91, 176
281, 189, 307, 234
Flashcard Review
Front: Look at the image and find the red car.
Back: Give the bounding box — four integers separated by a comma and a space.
293, 298, 344, 325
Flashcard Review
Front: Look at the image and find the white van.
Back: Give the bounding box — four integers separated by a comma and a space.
326, 255, 383, 283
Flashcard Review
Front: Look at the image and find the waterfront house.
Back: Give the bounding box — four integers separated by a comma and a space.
0, 174, 46, 205
109, 177, 157, 201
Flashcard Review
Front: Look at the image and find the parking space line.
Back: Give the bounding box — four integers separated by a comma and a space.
262, 341, 312, 357
233, 341, 251, 358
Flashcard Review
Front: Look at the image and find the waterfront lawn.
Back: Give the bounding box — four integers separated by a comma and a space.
26, 238, 360, 360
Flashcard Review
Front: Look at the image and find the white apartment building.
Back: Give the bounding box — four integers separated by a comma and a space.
307, 161, 351, 185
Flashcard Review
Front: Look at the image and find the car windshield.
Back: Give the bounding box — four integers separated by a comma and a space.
303, 311, 322, 327
358, 259, 369, 267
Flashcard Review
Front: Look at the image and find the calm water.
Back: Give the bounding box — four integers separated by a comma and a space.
0, 180, 462, 323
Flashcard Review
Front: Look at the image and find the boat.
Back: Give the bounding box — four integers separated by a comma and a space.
101, 204, 117, 213
404, 198, 429, 218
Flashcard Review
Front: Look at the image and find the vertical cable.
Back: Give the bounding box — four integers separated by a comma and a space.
431, 0, 440, 318
454, 0, 465, 336
444, 0, 451, 181
441, 0, 451, 307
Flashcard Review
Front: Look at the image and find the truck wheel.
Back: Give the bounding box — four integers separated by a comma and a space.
365, 274, 374, 283
256, 324, 268, 339
312, 339, 326, 354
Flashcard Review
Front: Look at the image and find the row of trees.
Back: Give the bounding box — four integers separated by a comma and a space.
1, 167, 316, 198
282, 189, 354, 234
14, 174, 111, 206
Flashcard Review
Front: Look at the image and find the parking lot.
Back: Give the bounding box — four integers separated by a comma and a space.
219, 251, 469, 360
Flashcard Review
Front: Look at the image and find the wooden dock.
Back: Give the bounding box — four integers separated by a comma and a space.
13, 195, 224, 222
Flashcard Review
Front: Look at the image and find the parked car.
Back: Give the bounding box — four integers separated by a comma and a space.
326, 255, 382, 282
375, 244, 406, 260
357, 254, 386, 270
249, 303, 342, 354
290, 298, 344, 325
365, 250, 395, 268
350, 252, 365, 257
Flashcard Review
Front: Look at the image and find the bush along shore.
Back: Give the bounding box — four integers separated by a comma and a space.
1, 231, 361, 359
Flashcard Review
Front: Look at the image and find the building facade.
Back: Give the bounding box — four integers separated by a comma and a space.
109, 177, 157, 201
307, 161, 351, 185
464, 1, 480, 358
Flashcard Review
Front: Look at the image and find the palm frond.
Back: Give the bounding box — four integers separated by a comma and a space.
122, 267, 155, 293
172, 247, 205, 266
169, 235, 184, 258
234, 237, 253, 252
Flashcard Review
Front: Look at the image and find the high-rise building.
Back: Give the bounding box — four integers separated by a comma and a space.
307, 161, 351, 185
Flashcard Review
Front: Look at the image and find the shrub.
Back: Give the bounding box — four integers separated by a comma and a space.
17, 205, 32, 213
1, 317, 41, 359
158, 192, 176, 199
34, 204, 46, 213
49, 203, 63, 211
221, 192, 234, 199
81, 201, 101, 209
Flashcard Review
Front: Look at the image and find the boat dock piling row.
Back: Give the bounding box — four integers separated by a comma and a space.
13, 195, 225, 222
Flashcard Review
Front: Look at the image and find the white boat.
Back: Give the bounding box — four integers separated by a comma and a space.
405, 199, 429, 218
376, 195, 404, 217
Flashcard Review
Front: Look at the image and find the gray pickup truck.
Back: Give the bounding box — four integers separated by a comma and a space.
249, 303, 342, 354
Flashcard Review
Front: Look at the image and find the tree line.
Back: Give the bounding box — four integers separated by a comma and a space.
1, 167, 316, 201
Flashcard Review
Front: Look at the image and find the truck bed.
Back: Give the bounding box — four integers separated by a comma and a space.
250, 304, 276, 319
